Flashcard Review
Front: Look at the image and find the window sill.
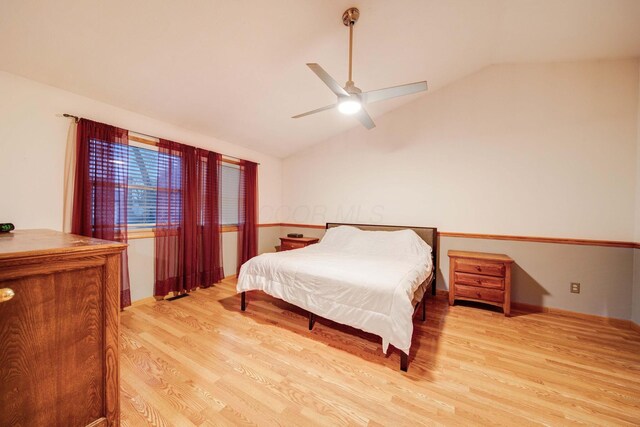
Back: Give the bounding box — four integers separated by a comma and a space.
126, 230, 156, 240
123, 225, 239, 240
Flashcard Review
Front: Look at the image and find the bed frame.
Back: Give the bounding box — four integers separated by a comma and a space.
240, 222, 438, 372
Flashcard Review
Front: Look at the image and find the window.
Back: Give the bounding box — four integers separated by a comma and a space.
93, 138, 240, 235
220, 162, 240, 226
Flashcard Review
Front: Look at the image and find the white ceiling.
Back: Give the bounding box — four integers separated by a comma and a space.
1, 0, 639, 157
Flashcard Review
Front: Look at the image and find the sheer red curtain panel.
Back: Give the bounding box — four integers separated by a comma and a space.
154, 139, 224, 299
237, 160, 258, 274
72, 118, 131, 309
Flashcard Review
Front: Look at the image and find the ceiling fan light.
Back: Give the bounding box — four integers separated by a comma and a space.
337, 99, 362, 115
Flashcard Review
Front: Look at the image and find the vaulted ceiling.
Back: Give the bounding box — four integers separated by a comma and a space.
1, 0, 639, 157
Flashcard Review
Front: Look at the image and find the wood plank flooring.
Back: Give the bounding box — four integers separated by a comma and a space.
120, 278, 640, 426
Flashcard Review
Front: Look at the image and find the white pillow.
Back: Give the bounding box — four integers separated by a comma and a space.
319, 225, 432, 261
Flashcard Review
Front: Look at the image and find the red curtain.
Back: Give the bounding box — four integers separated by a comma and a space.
199, 151, 224, 285
72, 118, 131, 309
155, 139, 185, 296
237, 160, 258, 273
154, 140, 223, 298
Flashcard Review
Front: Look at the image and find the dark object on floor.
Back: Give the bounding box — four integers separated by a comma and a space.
166, 293, 190, 301
287, 233, 303, 238
0, 223, 15, 233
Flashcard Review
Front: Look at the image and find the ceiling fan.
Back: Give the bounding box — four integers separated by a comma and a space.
292, 7, 428, 129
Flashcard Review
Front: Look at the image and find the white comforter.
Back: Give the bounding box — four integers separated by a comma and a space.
237, 226, 433, 354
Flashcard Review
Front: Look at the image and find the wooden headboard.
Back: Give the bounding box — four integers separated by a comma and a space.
325, 222, 438, 288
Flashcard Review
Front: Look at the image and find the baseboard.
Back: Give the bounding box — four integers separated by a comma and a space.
437, 288, 639, 332
132, 283, 639, 334
510, 301, 632, 327
129, 278, 236, 307
510, 301, 546, 313
130, 296, 155, 307
131, 292, 183, 305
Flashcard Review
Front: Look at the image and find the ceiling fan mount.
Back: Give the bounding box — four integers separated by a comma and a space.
342, 7, 360, 27
292, 7, 428, 129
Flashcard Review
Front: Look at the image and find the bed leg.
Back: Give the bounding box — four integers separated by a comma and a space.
308, 312, 316, 330
401, 352, 408, 372
422, 298, 426, 322
241, 292, 246, 311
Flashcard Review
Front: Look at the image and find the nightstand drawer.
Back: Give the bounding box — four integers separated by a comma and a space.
281, 241, 306, 250
455, 284, 505, 303
279, 237, 319, 251
454, 272, 504, 289
455, 258, 505, 277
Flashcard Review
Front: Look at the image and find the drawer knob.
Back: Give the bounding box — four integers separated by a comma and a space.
0, 288, 15, 303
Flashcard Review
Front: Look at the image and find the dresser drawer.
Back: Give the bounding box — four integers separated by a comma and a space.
454, 272, 504, 289
455, 258, 506, 277
455, 284, 505, 303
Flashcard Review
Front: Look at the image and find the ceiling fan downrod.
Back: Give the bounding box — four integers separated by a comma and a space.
342, 7, 359, 87
291, 6, 427, 130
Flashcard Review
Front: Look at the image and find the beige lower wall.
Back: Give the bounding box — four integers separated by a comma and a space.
440, 237, 633, 320
128, 225, 637, 322
258, 226, 283, 257
128, 238, 155, 302
278, 225, 635, 320
633, 249, 640, 324
128, 226, 282, 302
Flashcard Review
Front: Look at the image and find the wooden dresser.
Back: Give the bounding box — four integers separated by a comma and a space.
0, 229, 126, 427
448, 250, 514, 316
279, 236, 319, 251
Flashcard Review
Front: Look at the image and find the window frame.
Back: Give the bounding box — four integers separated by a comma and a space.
124, 136, 160, 239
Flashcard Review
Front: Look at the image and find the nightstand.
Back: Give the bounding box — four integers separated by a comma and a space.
448, 250, 514, 316
279, 236, 319, 251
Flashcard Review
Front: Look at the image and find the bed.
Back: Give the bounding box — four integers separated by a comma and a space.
236, 223, 438, 371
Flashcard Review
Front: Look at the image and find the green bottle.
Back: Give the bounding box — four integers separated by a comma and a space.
0, 223, 15, 233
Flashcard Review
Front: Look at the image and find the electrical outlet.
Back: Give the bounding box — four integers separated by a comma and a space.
570, 282, 581, 294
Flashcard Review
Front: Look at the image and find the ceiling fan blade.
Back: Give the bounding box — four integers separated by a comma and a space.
307, 63, 349, 97
361, 81, 428, 104
354, 107, 375, 130
291, 103, 336, 119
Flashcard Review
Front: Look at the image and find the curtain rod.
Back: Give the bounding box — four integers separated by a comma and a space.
62, 113, 259, 165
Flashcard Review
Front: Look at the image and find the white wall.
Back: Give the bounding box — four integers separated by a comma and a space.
282, 60, 640, 320
0, 70, 282, 301
0, 70, 282, 229
282, 60, 639, 242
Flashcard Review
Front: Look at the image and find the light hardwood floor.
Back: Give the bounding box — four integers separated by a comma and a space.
120, 278, 640, 426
